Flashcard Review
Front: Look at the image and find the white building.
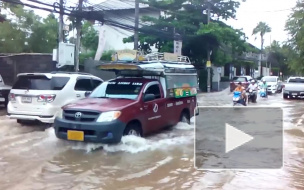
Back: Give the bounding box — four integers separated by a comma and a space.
89, 0, 161, 52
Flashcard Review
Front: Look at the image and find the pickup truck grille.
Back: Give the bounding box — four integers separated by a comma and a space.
63, 110, 100, 122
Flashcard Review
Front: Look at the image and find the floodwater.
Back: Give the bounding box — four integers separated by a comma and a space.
0, 91, 304, 190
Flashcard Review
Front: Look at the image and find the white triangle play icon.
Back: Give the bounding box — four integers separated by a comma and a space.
225, 123, 254, 153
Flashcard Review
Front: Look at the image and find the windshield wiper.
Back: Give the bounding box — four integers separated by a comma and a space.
94, 96, 110, 98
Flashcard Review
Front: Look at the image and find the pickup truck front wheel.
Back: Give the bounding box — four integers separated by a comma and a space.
283, 94, 289, 99
180, 110, 190, 124
123, 122, 142, 137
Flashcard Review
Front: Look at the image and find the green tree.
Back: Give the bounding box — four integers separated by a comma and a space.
252, 21, 271, 53
27, 14, 58, 53
285, 0, 304, 74
124, 0, 247, 66
81, 21, 98, 51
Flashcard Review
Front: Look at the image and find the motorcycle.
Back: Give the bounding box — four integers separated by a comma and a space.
247, 89, 257, 103
259, 88, 267, 98
233, 91, 246, 106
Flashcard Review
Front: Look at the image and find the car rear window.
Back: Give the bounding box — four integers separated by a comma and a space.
289, 78, 304, 83
12, 75, 70, 90
233, 77, 246, 82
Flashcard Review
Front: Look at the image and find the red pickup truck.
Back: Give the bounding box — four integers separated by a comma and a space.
54, 77, 198, 143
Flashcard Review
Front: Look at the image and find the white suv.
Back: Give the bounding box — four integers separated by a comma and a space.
7, 72, 103, 126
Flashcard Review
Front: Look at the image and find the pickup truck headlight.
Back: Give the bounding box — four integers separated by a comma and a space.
96, 111, 121, 122
57, 109, 63, 119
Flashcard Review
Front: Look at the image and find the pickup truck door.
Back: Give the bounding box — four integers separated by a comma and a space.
142, 82, 167, 132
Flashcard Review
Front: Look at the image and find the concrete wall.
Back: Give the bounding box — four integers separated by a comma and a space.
84, 59, 116, 81
0, 53, 55, 86
212, 82, 230, 91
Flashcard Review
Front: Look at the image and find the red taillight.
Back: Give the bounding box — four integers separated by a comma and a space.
8, 93, 16, 102
37, 94, 56, 103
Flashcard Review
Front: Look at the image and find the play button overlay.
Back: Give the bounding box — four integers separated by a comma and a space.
195, 106, 283, 170
225, 123, 254, 153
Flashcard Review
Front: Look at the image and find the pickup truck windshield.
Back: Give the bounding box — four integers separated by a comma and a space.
90, 81, 143, 100
289, 78, 304, 83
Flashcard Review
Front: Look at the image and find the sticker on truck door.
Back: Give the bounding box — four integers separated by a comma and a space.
153, 103, 158, 113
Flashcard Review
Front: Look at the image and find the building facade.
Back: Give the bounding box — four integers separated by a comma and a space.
90, 0, 160, 52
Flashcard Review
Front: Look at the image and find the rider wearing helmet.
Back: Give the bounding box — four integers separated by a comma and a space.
260, 79, 268, 97
234, 82, 247, 105
246, 79, 258, 102
247, 79, 258, 91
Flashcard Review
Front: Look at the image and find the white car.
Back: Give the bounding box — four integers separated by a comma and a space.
7, 72, 103, 126
283, 77, 304, 99
259, 76, 282, 94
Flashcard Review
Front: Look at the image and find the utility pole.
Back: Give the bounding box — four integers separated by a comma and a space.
134, 0, 139, 50
58, 0, 64, 43
75, 0, 83, 72
57, 0, 64, 68
207, 0, 211, 93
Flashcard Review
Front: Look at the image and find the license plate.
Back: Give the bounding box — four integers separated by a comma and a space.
21, 97, 32, 103
0, 97, 4, 102
292, 93, 298, 95
67, 130, 84, 141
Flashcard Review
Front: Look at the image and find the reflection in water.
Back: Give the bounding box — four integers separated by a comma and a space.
0, 94, 304, 189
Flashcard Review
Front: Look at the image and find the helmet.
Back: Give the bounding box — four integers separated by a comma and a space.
238, 82, 242, 85
262, 79, 266, 82
251, 79, 255, 83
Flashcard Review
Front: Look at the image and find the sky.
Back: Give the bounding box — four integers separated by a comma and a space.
225, 0, 297, 48
23, 0, 297, 49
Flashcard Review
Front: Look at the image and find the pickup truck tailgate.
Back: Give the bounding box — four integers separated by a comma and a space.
285, 83, 304, 91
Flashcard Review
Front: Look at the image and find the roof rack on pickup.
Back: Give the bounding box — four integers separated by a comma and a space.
50, 71, 92, 75
144, 52, 191, 64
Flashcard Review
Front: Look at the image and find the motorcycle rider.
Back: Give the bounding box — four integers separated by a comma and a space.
260, 79, 268, 97
246, 79, 258, 102
234, 82, 247, 106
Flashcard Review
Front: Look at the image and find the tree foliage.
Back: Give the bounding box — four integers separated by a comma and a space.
0, 3, 58, 53
285, 0, 304, 74
124, 0, 250, 66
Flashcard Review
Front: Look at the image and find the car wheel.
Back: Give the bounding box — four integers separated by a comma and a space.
123, 122, 142, 137
4, 97, 8, 108
180, 111, 190, 124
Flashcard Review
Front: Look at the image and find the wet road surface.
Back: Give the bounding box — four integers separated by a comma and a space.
0, 90, 304, 189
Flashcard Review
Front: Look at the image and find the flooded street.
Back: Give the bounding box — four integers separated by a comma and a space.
0, 90, 304, 190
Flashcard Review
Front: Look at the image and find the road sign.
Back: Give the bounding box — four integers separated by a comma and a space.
217, 67, 222, 73
225, 123, 254, 153
206, 61, 211, 68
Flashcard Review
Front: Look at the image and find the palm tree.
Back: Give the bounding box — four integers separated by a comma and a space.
252, 22, 272, 76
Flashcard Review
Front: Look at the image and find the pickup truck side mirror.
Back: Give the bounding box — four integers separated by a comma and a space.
84, 91, 92, 97
144, 93, 155, 102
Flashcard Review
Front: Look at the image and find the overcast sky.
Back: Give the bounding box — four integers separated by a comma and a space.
225, 0, 297, 48
24, 0, 297, 49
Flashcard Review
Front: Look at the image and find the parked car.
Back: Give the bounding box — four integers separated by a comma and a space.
0, 74, 12, 107
7, 72, 103, 126
230, 76, 254, 92
283, 77, 304, 99
259, 76, 282, 94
